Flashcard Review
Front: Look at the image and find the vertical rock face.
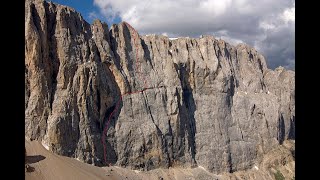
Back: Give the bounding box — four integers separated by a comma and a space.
25, 0, 295, 174
25, 0, 120, 166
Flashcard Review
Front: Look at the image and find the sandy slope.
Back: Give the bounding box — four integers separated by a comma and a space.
25, 139, 294, 180
25, 139, 220, 180
25, 139, 118, 180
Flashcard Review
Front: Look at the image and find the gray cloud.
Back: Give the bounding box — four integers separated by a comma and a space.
93, 0, 295, 70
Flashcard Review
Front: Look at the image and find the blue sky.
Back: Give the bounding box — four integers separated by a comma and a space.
48, 0, 294, 70
49, 0, 121, 24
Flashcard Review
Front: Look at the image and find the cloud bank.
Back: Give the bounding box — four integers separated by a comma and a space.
93, 0, 295, 70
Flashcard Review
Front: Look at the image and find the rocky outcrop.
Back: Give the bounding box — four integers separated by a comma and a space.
25, 0, 295, 174
25, 0, 119, 166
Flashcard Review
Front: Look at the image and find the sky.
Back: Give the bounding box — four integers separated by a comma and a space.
49, 0, 295, 70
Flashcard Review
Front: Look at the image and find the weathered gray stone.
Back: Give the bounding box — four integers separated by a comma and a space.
25, 0, 295, 175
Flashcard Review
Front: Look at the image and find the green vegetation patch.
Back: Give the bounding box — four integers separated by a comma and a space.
274, 170, 285, 180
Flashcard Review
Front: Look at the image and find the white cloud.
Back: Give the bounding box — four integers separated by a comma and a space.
93, 0, 295, 70
256, 2, 295, 70
161, 32, 168, 36
199, 0, 232, 16
281, 3, 295, 23
88, 11, 99, 21
259, 21, 276, 30
219, 36, 244, 46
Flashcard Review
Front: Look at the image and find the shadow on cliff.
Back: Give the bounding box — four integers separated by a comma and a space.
277, 114, 285, 144
106, 24, 159, 168
175, 63, 197, 166
100, 63, 122, 166
101, 24, 138, 166
109, 23, 136, 79
288, 115, 295, 140
141, 39, 154, 69
278, 114, 295, 143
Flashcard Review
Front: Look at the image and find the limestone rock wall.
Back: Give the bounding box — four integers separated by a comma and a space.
25, 0, 295, 174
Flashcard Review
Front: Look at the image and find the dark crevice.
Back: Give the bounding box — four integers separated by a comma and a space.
251, 104, 256, 116
224, 48, 231, 60
249, 53, 254, 60
31, 4, 41, 35
257, 58, 264, 74
97, 89, 101, 114
265, 119, 269, 129
141, 39, 154, 69
288, 116, 295, 140
103, 102, 119, 165
186, 42, 189, 52
166, 119, 174, 165
175, 89, 186, 160
122, 24, 135, 74
210, 63, 222, 83
44, 3, 59, 111
260, 80, 266, 91
25, 66, 31, 108
175, 62, 197, 166
103, 104, 116, 128
109, 27, 132, 93
105, 138, 118, 165
227, 145, 233, 173
226, 75, 236, 107
89, 78, 93, 93
277, 114, 285, 144
94, 45, 102, 63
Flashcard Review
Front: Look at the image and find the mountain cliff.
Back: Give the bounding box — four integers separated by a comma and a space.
25, 0, 295, 176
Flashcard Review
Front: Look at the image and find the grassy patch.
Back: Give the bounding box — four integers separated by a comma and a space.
274, 170, 285, 180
